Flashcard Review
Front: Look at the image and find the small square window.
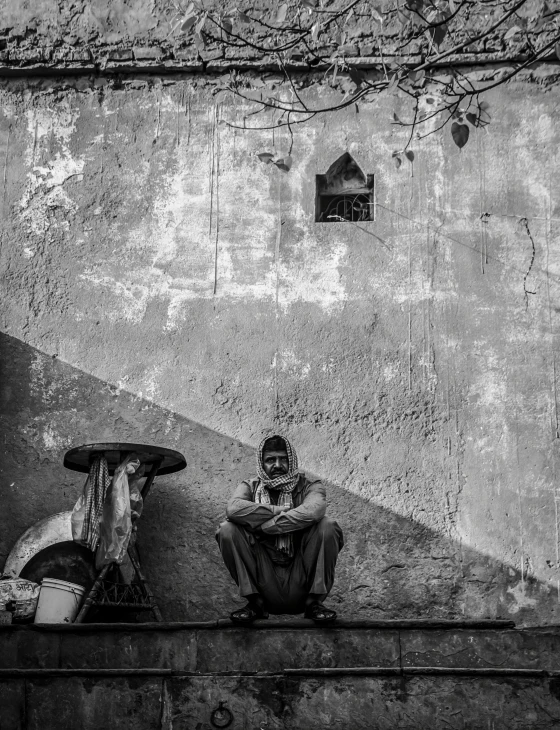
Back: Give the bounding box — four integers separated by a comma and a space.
316, 153, 374, 223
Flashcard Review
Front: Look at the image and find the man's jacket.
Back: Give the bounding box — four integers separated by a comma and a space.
226, 474, 326, 536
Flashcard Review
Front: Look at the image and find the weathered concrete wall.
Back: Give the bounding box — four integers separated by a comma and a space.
1, 71, 560, 624
0, 332, 530, 622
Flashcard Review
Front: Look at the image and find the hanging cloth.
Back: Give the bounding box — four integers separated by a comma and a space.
71, 456, 111, 552
95, 454, 141, 569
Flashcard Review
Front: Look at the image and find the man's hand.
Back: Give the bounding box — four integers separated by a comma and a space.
275, 505, 291, 514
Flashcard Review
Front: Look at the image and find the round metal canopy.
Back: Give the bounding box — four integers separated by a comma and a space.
63, 443, 187, 476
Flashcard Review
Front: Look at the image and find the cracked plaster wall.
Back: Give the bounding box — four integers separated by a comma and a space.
1, 72, 560, 623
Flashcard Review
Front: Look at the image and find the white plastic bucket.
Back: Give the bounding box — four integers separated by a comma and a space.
34, 578, 85, 624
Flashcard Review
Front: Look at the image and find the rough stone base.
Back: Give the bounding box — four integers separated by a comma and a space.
2, 674, 560, 729
2, 621, 560, 729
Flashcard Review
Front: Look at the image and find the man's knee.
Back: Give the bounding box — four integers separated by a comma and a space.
313, 516, 340, 539
317, 516, 338, 533
216, 520, 239, 543
314, 517, 343, 548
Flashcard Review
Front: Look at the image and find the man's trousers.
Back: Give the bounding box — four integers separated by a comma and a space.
216, 517, 344, 614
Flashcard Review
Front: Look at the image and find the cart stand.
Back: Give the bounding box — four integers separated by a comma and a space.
65, 443, 186, 623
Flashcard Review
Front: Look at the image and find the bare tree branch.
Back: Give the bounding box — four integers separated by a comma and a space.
177, 0, 560, 151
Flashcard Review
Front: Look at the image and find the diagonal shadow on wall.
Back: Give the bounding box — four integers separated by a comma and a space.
0, 331, 557, 624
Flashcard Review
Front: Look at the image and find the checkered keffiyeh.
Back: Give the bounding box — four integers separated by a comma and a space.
255, 434, 299, 557
81, 456, 111, 551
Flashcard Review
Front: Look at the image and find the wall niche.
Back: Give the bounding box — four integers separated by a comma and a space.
316, 153, 374, 222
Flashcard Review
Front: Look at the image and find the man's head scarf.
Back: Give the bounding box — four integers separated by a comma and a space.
254, 434, 299, 557
256, 434, 299, 492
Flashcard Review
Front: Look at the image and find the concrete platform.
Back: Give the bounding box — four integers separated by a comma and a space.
2, 620, 560, 728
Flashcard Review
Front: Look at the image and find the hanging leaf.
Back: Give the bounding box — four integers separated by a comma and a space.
213, 89, 230, 104
334, 31, 347, 46
517, 0, 546, 19
393, 111, 401, 123
332, 60, 338, 85
451, 122, 469, 149
193, 31, 205, 50
396, 6, 410, 27
349, 68, 366, 87
311, 22, 321, 42
184, 2, 195, 15
531, 13, 547, 32
222, 16, 233, 34
386, 73, 399, 91
465, 112, 478, 126
405, 150, 415, 162
434, 24, 448, 46
556, 42, 560, 61
477, 100, 491, 126
408, 69, 425, 86
427, 21, 448, 48
504, 25, 522, 39
180, 14, 197, 32
301, 0, 317, 7
425, 7, 439, 22
194, 15, 206, 33
275, 156, 292, 172
276, 3, 288, 23
529, 0, 549, 29
237, 10, 251, 24
257, 152, 275, 164
393, 154, 402, 169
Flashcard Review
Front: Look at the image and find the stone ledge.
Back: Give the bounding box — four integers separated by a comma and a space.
5, 621, 560, 676
2, 666, 560, 677
0, 618, 517, 631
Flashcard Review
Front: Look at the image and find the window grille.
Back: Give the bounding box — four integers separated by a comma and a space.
316, 153, 374, 223
317, 192, 373, 222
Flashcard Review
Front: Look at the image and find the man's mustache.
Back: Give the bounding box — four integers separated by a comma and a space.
271, 467, 287, 475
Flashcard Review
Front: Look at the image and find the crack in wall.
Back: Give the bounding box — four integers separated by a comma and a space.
520, 217, 537, 309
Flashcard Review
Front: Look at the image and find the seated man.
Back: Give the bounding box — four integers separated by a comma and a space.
216, 434, 344, 624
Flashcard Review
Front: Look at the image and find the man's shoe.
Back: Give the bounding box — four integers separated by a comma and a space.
230, 603, 269, 624
304, 602, 337, 623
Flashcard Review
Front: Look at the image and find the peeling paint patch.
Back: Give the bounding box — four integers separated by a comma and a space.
278, 350, 311, 379
41, 424, 65, 451
20, 106, 84, 237
506, 581, 539, 613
